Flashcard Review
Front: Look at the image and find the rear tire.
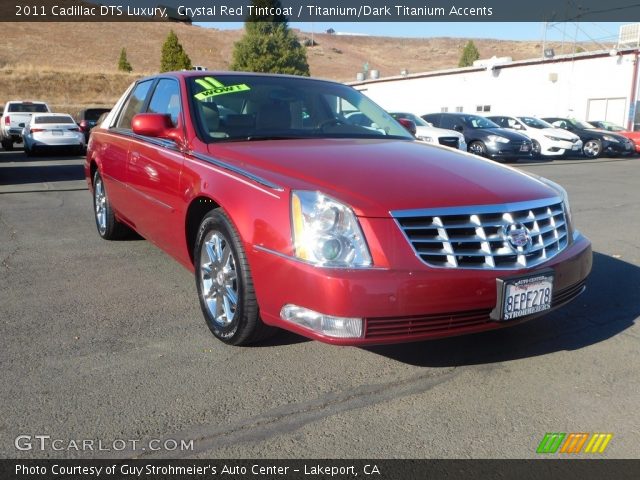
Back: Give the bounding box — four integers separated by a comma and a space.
92, 171, 130, 240
531, 140, 542, 158
194, 209, 275, 346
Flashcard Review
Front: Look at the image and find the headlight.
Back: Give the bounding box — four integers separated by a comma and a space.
602, 135, 619, 143
544, 135, 565, 142
291, 190, 372, 267
417, 136, 434, 143
487, 135, 509, 144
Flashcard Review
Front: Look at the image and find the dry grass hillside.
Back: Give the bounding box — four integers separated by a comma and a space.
0, 22, 597, 112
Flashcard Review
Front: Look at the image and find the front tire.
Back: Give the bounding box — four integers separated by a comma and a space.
194, 209, 273, 346
92, 171, 130, 240
583, 139, 602, 158
468, 141, 487, 157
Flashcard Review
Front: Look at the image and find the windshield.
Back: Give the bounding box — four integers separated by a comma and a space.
188, 75, 412, 142
570, 119, 595, 129
461, 115, 500, 129
519, 117, 553, 129
390, 112, 430, 127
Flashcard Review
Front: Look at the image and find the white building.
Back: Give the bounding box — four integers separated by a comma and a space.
351, 48, 640, 131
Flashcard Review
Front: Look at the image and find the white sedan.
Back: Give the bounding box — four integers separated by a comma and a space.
390, 112, 467, 151
488, 115, 582, 157
23, 113, 85, 156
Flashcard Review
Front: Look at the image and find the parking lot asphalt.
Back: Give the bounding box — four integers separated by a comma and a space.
1, 149, 638, 459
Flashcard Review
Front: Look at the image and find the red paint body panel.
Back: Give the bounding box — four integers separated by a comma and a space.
84, 71, 592, 345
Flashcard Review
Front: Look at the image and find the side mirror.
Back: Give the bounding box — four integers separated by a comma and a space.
132, 113, 183, 144
397, 118, 417, 136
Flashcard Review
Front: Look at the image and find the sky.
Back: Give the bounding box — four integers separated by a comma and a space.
198, 22, 628, 45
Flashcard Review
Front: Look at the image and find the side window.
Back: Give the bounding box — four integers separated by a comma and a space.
440, 115, 457, 130
423, 114, 441, 127
116, 80, 153, 130
147, 79, 181, 127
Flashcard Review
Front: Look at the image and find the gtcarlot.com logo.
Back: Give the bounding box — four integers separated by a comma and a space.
15, 435, 194, 452
537, 432, 613, 454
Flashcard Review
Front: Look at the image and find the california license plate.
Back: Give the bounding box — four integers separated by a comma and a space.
493, 272, 554, 321
520, 145, 530, 152
52, 130, 63, 136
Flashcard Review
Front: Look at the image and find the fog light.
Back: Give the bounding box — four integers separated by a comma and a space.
280, 304, 363, 338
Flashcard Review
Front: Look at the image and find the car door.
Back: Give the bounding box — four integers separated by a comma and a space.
125, 78, 186, 253
102, 80, 154, 224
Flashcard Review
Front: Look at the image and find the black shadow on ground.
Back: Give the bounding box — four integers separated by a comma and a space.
365, 252, 638, 366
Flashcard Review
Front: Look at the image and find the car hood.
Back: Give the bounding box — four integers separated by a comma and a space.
540, 128, 579, 141
207, 139, 559, 217
415, 125, 464, 139
466, 128, 530, 142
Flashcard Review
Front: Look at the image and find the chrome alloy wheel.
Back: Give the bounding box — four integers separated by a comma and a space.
94, 176, 107, 235
583, 140, 601, 158
199, 231, 239, 327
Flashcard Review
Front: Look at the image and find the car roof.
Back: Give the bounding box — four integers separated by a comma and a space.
135, 70, 345, 87
32, 113, 72, 118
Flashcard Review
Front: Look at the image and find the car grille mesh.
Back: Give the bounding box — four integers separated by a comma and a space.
438, 137, 459, 149
393, 199, 569, 269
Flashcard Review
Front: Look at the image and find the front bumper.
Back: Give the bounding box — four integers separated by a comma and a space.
541, 139, 582, 156
249, 232, 592, 345
603, 139, 635, 155
485, 142, 532, 159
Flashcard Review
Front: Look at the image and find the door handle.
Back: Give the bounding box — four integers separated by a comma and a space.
130, 152, 140, 164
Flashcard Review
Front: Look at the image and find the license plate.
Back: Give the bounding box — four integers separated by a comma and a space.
492, 272, 554, 321
520, 145, 530, 152
52, 130, 63, 136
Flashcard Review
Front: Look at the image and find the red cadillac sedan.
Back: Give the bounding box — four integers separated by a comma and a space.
85, 71, 592, 346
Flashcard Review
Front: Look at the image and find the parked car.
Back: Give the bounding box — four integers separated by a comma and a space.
589, 120, 640, 154
390, 112, 466, 150
1, 101, 51, 150
86, 71, 591, 346
75, 107, 111, 142
23, 113, 85, 156
542, 117, 634, 158
488, 115, 582, 158
422, 112, 533, 162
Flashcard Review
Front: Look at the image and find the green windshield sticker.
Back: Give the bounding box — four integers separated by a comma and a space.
194, 77, 250, 100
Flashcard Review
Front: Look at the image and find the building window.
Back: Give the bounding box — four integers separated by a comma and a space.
477, 105, 491, 112
440, 107, 448, 112
455, 106, 463, 112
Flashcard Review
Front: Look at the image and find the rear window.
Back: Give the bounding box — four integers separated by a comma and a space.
8, 103, 49, 113
83, 108, 110, 121
34, 116, 74, 124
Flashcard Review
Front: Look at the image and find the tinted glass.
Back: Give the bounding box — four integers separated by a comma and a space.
570, 119, 595, 129
390, 112, 430, 127
116, 80, 153, 129
458, 115, 499, 129
8, 103, 48, 113
83, 108, 110, 121
34, 116, 74, 124
188, 75, 412, 142
439, 115, 459, 130
147, 79, 181, 127
422, 114, 441, 126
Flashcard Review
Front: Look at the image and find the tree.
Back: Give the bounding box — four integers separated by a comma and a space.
118, 48, 133, 72
458, 40, 480, 67
160, 30, 192, 72
231, 0, 310, 76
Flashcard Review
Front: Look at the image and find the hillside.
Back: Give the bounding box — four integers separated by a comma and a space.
0, 22, 599, 111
